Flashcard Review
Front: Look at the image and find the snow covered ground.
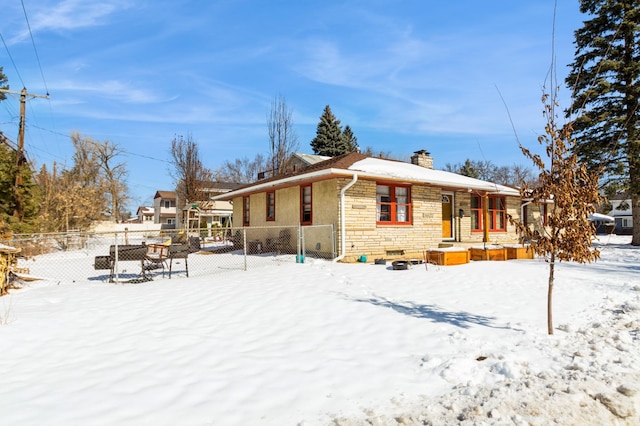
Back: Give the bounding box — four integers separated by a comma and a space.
0, 235, 638, 425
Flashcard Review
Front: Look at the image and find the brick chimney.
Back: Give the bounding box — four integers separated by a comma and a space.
410, 149, 433, 169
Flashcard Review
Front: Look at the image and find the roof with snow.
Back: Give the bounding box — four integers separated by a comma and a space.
213, 152, 520, 200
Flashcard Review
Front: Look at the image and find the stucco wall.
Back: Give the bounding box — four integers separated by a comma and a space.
231, 181, 339, 256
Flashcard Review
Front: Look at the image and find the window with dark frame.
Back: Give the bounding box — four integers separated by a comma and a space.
471, 195, 482, 231
376, 184, 411, 225
488, 196, 506, 231
301, 185, 312, 225
471, 195, 506, 232
243, 196, 250, 226
266, 191, 275, 221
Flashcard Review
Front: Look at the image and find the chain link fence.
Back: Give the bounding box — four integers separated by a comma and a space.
1, 225, 336, 285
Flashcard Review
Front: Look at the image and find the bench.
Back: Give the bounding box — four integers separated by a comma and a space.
94, 243, 188, 281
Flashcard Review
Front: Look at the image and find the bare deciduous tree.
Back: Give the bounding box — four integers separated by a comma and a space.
510, 94, 602, 335
214, 154, 267, 184
169, 134, 213, 222
267, 95, 299, 177
444, 159, 535, 187
89, 137, 128, 222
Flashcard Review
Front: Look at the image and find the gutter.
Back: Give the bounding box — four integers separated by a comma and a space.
211, 168, 343, 201
333, 173, 358, 263
211, 167, 520, 202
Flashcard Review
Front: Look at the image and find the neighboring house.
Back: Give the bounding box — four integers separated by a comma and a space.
153, 191, 177, 227
609, 194, 633, 235
588, 213, 616, 234
257, 153, 331, 179
182, 181, 241, 231
284, 153, 331, 174
135, 206, 155, 223
213, 150, 523, 262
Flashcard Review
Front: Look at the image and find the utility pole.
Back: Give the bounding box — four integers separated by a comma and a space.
0, 87, 49, 221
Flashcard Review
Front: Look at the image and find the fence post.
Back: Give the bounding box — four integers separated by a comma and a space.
243, 228, 247, 271
114, 231, 119, 284
331, 224, 336, 259
296, 222, 302, 262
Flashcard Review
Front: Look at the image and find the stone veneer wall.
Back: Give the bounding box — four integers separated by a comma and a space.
454, 193, 522, 245
337, 179, 522, 261
338, 178, 443, 262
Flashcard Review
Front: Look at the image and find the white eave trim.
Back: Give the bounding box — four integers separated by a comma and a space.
212, 168, 521, 200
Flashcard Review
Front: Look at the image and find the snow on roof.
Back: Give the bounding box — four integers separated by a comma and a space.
589, 213, 615, 222
212, 152, 521, 200
349, 157, 520, 195
293, 153, 332, 165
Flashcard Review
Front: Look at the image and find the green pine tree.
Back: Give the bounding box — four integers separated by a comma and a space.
565, 0, 640, 245
459, 159, 479, 178
310, 105, 350, 156
0, 66, 8, 101
342, 125, 359, 153
0, 139, 41, 232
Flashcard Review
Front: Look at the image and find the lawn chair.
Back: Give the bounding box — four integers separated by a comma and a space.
144, 244, 170, 278
168, 244, 189, 278
271, 229, 292, 254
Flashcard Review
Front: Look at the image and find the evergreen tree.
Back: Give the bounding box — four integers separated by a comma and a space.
459, 159, 479, 179
0, 139, 41, 232
565, 0, 640, 245
0, 66, 8, 101
342, 125, 359, 153
310, 105, 350, 156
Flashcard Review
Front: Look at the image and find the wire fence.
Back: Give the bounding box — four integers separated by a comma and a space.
1, 225, 336, 285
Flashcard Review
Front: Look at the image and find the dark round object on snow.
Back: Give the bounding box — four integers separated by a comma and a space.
392, 260, 409, 270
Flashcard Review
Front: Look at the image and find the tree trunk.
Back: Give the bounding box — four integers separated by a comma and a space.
547, 254, 555, 335
631, 194, 640, 246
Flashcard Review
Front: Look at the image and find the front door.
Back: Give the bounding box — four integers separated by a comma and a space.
442, 193, 453, 239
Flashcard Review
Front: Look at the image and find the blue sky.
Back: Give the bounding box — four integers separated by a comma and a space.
1, 0, 585, 212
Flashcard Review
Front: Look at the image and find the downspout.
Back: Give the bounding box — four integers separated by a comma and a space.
520, 199, 533, 244
521, 200, 533, 226
333, 173, 358, 262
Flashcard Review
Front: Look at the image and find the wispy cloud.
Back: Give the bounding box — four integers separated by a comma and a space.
54, 79, 174, 104
9, 0, 131, 44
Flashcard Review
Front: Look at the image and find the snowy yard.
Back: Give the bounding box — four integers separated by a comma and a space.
0, 235, 638, 425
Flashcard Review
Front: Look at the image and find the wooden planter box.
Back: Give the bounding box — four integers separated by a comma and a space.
426, 249, 470, 266
469, 247, 507, 261
506, 246, 534, 260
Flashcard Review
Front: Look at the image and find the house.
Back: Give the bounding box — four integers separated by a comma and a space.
257, 153, 330, 179
213, 150, 524, 262
284, 153, 331, 174
609, 194, 633, 235
588, 213, 615, 234
153, 191, 178, 228
182, 182, 241, 232
135, 206, 155, 223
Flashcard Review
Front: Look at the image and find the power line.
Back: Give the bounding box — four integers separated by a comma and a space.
28, 124, 172, 164
20, 0, 49, 96
0, 32, 25, 87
